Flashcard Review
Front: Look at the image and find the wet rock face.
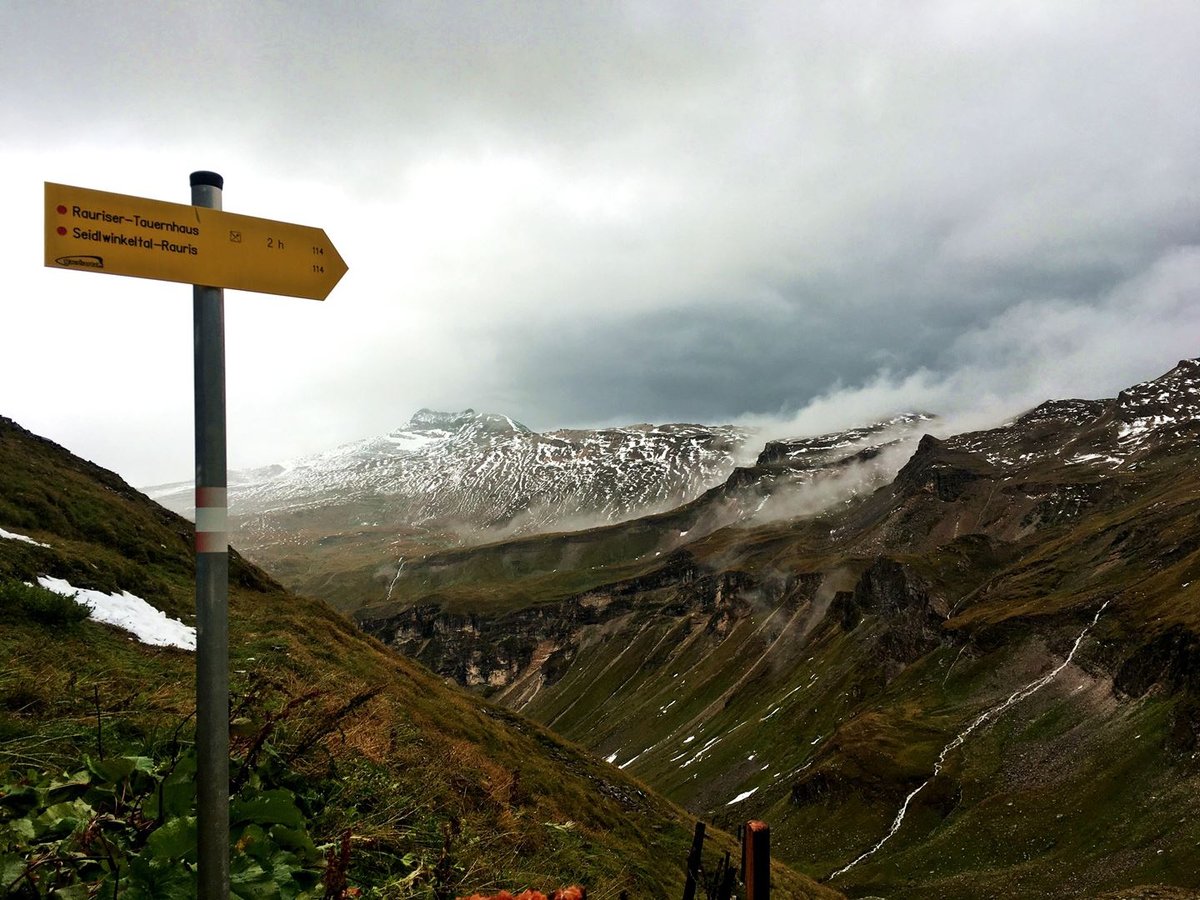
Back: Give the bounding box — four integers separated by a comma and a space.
360, 551, 704, 688
1112, 626, 1200, 756
1020, 482, 1108, 528
830, 559, 951, 666
360, 553, 812, 693
364, 598, 602, 689
1169, 695, 1200, 756
928, 465, 983, 502
894, 435, 995, 502
1114, 625, 1200, 698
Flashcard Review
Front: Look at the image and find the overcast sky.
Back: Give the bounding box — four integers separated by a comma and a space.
3, 1, 1199, 485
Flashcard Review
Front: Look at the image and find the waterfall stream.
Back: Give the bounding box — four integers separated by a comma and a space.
384, 557, 405, 603
831, 602, 1109, 879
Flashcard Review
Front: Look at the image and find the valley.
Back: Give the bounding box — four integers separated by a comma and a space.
341, 361, 1200, 897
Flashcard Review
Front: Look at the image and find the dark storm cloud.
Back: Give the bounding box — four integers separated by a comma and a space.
497, 290, 947, 428
4, 2, 1200, 483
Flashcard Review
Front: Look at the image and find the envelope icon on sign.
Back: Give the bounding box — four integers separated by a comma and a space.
229, 231, 242, 243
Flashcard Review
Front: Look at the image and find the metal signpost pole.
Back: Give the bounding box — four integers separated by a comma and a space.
190, 170, 230, 900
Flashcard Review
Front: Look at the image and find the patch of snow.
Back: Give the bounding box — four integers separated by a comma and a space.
1118, 416, 1175, 441
37, 576, 195, 651
618, 751, 644, 770
681, 736, 722, 767
726, 787, 759, 806
0, 527, 49, 548
383, 431, 443, 452
1067, 453, 1123, 466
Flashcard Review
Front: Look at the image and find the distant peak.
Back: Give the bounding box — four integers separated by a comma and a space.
408, 408, 477, 430
406, 408, 531, 434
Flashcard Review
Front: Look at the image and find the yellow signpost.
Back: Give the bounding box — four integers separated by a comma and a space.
44, 181, 347, 300
45, 171, 349, 899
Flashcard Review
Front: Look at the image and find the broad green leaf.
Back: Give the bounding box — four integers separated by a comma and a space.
231, 790, 304, 829
233, 822, 272, 861
85, 754, 138, 783
142, 764, 197, 822
53, 883, 93, 900
230, 858, 281, 900
46, 769, 91, 800
146, 815, 198, 861
1, 854, 28, 888
2, 816, 36, 843
126, 853, 196, 900
275, 855, 321, 899
269, 824, 318, 860
32, 799, 92, 839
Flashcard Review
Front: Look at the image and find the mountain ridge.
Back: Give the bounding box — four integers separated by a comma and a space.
147, 407, 749, 527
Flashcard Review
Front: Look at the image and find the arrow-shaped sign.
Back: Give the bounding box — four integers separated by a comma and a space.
44, 182, 348, 300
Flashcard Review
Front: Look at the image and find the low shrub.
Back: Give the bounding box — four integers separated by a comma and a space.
0, 578, 89, 628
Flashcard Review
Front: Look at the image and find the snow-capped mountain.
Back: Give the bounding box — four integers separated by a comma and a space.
948, 357, 1200, 471
149, 408, 749, 535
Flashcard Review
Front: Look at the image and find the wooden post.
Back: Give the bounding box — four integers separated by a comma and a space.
716, 850, 735, 900
682, 821, 706, 900
743, 820, 770, 900
738, 822, 747, 897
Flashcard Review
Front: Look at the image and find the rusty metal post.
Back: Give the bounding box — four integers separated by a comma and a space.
743, 820, 770, 900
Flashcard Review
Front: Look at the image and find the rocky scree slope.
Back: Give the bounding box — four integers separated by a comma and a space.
358, 360, 1200, 899
0, 414, 833, 898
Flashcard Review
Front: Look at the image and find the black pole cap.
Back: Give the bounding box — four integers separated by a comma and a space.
190, 171, 224, 189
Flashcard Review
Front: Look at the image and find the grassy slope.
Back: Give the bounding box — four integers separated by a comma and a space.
0, 416, 835, 899
231, 503, 464, 614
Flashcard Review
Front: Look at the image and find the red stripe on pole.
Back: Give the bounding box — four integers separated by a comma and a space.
196, 531, 227, 554
196, 486, 227, 508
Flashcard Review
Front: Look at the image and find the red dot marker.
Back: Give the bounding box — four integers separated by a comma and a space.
56, 226, 67, 236
56, 204, 67, 215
